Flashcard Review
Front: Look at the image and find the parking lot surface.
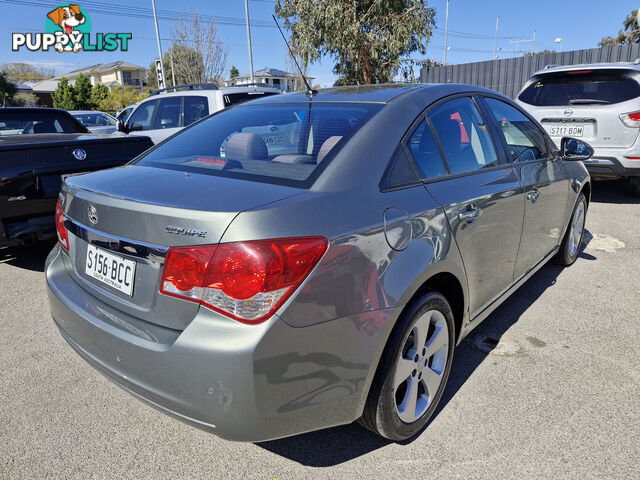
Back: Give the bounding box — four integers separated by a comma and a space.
1, 180, 638, 480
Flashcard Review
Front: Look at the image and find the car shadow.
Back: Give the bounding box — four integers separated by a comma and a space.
590, 179, 640, 204
256, 256, 575, 466
0, 239, 56, 273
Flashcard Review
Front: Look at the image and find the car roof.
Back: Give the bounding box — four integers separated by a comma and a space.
144, 85, 280, 100
245, 83, 502, 105
69, 110, 111, 115
531, 61, 640, 77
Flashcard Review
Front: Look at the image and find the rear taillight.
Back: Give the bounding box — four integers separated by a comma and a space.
619, 111, 640, 128
159, 237, 328, 324
55, 199, 69, 251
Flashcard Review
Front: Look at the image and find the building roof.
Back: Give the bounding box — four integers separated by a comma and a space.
229, 67, 315, 83
11, 82, 33, 91
23, 79, 63, 93
55, 61, 146, 79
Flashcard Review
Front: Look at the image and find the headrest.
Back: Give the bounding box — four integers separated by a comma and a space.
224, 132, 268, 161
272, 154, 315, 164
317, 136, 342, 163
34, 121, 56, 134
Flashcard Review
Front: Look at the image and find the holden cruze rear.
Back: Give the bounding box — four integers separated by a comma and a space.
45, 98, 395, 441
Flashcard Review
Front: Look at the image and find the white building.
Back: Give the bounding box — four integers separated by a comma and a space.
224, 67, 314, 93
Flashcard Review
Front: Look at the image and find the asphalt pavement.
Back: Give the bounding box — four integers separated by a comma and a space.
1, 179, 638, 480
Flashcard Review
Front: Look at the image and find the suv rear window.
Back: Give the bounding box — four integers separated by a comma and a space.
223, 91, 278, 107
134, 102, 382, 188
518, 70, 640, 106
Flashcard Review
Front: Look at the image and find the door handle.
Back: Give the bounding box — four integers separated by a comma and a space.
459, 207, 481, 223
527, 189, 541, 203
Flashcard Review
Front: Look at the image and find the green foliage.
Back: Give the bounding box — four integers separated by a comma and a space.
52, 78, 76, 110
0, 72, 18, 106
91, 84, 110, 109
1, 62, 56, 83
73, 74, 94, 110
537, 49, 557, 55
96, 86, 148, 114
230, 65, 239, 79
12, 92, 39, 107
275, 0, 436, 85
599, 9, 639, 46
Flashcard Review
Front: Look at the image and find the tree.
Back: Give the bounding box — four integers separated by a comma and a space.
275, 0, 436, 85
73, 74, 94, 110
91, 84, 110, 109
96, 86, 148, 114
230, 66, 239, 79
0, 72, 18, 107
13, 93, 39, 107
52, 78, 75, 110
171, 9, 228, 85
284, 52, 311, 91
537, 49, 557, 55
599, 9, 639, 46
1, 62, 56, 83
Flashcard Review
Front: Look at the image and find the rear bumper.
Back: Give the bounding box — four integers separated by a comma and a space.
583, 150, 640, 178
46, 245, 391, 441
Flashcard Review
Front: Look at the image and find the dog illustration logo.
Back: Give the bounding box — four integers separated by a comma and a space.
46, 4, 90, 52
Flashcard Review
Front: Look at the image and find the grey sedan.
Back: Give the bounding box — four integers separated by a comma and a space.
70, 111, 118, 134
46, 84, 592, 442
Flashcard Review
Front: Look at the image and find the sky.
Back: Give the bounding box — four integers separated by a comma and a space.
0, 0, 638, 87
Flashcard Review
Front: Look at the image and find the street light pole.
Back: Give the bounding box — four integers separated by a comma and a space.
443, 0, 450, 65
244, 0, 255, 83
151, 0, 166, 89
493, 16, 499, 59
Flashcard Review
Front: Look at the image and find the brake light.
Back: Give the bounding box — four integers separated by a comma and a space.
567, 70, 592, 75
619, 111, 640, 128
55, 199, 69, 251
160, 237, 328, 324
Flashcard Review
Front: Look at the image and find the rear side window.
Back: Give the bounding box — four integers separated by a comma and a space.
518, 70, 640, 106
223, 91, 278, 107
128, 100, 158, 131
484, 98, 551, 162
155, 97, 182, 129
0, 110, 85, 134
405, 119, 447, 179
134, 103, 382, 188
184, 96, 209, 126
428, 97, 499, 175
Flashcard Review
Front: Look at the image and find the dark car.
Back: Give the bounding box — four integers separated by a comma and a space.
47, 85, 591, 442
0, 108, 152, 248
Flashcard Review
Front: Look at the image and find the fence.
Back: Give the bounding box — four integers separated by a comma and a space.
419, 43, 640, 99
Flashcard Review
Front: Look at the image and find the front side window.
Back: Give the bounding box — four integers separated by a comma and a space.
485, 98, 550, 163
134, 102, 382, 187
127, 100, 158, 131
428, 97, 499, 175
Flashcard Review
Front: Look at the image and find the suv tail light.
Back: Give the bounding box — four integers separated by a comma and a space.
159, 237, 328, 324
619, 111, 640, 128
55, 199, 69, 251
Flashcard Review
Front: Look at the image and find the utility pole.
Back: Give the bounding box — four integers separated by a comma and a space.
151, 0, 166, 89
493, 16, 499, 59
244, 0, 255, 83
443, 0, 450, 65
169, 52, 176, 87
532, 30, 536, 55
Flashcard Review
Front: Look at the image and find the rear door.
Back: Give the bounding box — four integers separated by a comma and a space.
482, 96, 570, 279
409, 96, 524, 319
518, 69, 640, 148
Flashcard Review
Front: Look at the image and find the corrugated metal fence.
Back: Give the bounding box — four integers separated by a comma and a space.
420, 43, 640, 99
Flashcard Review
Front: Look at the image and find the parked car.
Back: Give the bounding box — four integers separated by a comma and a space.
70, 111, 119, 134
0, 108, 152, 248
114, 105, 136, 124
47, 84, 591, 442
117, 83, 280, 144
517, 62, 640, 196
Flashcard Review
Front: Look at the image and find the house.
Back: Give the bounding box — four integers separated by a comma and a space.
24, 61, 148, 107
224, 67, 314, 93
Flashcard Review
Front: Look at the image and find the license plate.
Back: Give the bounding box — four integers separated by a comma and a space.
263, 134, 284, 145
545, 125, 584, 137
85, 244, 136, 296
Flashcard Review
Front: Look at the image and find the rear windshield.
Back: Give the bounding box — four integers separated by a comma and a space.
134, 102, 382, 188
0, 110, 87, 135
518, 70, 640, 106
223, 91, 279, 107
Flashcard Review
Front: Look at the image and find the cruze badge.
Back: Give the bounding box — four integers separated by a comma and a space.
73, 148, 87, 160
165, 226, 207, 238
87, 205, 98, 224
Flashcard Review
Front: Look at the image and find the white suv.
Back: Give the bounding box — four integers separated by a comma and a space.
118, 83, 280, 145
517, 62, 640, 196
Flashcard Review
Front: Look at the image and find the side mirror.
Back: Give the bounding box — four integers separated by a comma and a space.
560, 137, 593, 161
117, 119, 129, 133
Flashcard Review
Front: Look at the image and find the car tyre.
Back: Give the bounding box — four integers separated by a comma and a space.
359, 292, 455, 441
555, 192, 587, 266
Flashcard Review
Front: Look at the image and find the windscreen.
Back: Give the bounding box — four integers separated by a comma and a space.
518, 70, 640, 106
0, 110, 87, 135
134, 102, 382, 187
